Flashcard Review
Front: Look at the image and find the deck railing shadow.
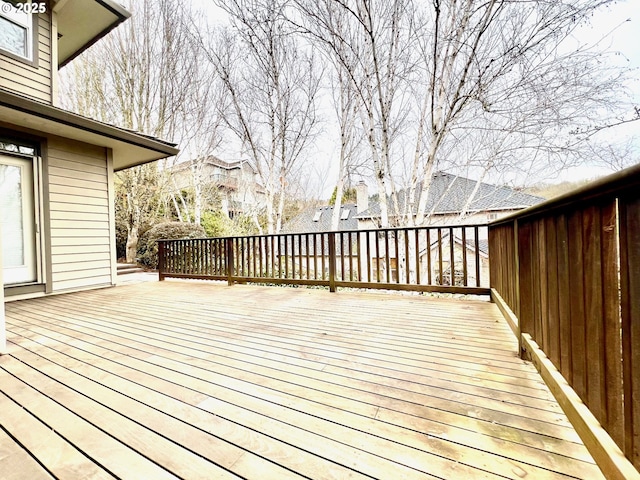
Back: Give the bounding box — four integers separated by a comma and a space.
158, 224, 489, 295
489, 163, 640, 479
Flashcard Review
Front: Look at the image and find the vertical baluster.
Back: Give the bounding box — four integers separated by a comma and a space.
385, 231, 391, 283
321, 234, 326, 280
366, 231, 371, 282
394, 230, 400, 284
292, 235, 296, 280
404, 229, 410, 284
462, 227, 468, 286
305, 234, 310, 281
449, 227, 455, 285
328, 232, 336, 292
475, 225, 481, 286
414, 229, 420, 285
356, 231, 361, 282
426, 229, 432, 284
375, 231, 381, 282
437, 229, 443, 285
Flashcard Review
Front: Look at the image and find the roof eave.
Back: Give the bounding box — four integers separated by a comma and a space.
0, 89, 179, 170
56, 0, 131, 68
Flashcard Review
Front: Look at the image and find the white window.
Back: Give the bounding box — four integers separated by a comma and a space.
312, 210, 322, 222
340, 208, 350, 220
0, 1, 33, 61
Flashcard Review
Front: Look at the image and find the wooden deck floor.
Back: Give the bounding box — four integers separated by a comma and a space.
1, 281, 604, 479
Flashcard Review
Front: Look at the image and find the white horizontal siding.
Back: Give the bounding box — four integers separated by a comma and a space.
47, 137, 113, 292
0, 13, 52, 103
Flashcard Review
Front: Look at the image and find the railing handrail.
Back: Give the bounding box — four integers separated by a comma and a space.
157, 222, 489, 243
491, 162, 640, 226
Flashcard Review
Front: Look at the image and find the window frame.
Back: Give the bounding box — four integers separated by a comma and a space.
0, 0, 39, 66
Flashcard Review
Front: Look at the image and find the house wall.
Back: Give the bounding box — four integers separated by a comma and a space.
47, 136, 114, 292
0, 11, 53, 104
425, 241, 490, 287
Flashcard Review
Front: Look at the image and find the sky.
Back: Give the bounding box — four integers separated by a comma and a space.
196, 0, 640, 197
556, 0, 640, 182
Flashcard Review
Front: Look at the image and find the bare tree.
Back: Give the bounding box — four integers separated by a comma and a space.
61, 0, 203, 262
410, 0, 638, 224
293, 0, 637, 227
177, 58, 227, 225
199, 0, 322, 234
293, 0, 418, 227
328, 42, 365, 229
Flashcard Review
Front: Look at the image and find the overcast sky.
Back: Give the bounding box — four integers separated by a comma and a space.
197, 0, 640, 196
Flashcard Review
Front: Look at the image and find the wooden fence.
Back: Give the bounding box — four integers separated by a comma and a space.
158, 224, 489, 295
488, 163, 640, 475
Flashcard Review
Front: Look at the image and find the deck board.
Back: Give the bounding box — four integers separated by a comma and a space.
1, 281, 605, 479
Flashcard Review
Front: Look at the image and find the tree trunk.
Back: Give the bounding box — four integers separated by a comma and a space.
125, 224, 139, 264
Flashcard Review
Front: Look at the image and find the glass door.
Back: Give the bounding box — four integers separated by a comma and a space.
0, 154, 37, 285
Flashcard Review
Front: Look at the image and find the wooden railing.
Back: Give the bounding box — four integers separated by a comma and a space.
158, 224, 489, 295
489, 163, 640, 477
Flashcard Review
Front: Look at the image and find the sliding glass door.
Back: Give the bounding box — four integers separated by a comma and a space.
0, 154, 37, 285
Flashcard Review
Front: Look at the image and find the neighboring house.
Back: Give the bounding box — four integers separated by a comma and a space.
282, 203, 359, 234
421, 232, 490, 287
279, 203, 359, 278
356, 172, 544, 230
170, 156, 266, 218
283, 175, 540, 286
1, 0, 178, 348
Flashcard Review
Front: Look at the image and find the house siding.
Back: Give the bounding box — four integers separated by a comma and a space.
47, 137, 113, 292
0, 12, 53, 103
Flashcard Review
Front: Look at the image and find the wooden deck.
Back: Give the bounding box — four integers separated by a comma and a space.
0, 281, 604, 479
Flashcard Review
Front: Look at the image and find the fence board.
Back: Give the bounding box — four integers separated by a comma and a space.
567, 210, 587, 402
620, 195, 640, 469
488, 166, 640, 473
555, 213, 572, 381
601, 200, 623, 448
544, 217, 560, 368
583, 205, 605, 424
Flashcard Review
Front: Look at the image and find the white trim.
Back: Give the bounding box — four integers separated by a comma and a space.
107, 148, 117, 285
0, 0, 33, 61
0, 154, 38, 285
0, 212, 6, 354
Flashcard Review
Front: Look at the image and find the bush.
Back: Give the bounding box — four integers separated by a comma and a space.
201, 210, 234, 238
201, 210, 258, 237
137, 222, 206, 269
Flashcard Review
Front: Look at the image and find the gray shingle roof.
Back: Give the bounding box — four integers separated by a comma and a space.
356, 172, 543, 219
283, 203, 359, 234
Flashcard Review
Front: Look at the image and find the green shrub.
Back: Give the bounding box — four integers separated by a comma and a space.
137, 222, 206, 269
201, 210, 258, 237
201, 210, 234, 237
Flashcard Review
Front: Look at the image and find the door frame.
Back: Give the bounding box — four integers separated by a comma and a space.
0, 136, 45, 291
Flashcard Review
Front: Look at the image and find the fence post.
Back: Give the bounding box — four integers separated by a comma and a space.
225, 237, 235, 286
328, 232, 337, 292
158, 240, 166, 281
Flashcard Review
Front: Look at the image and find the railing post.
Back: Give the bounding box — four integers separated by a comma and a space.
225, 237, 235, 286
158, 240, 166, 281
328, 232, 337, 292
